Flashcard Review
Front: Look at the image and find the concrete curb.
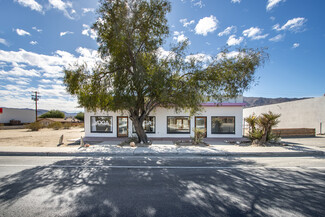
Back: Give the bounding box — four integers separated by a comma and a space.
0, 151, 324, 157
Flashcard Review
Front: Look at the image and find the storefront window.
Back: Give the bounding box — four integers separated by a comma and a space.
167, 116, 190, 133
91, 116, 113, 133
211, 116, 235, 134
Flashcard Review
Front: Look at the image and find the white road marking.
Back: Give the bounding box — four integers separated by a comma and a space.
0, 164, 324, 169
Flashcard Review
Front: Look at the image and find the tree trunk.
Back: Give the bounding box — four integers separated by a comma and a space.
259, 129, 268, 145
130, 116, 148, 143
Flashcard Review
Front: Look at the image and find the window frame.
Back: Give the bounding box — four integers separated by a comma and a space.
132, 116, 156, 134
90, 116, 113, 133
167, 116, 191, 134
211, 116, 236, 134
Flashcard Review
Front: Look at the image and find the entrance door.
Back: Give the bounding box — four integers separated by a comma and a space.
117, 116, 128, 137
195, 116, 207, 138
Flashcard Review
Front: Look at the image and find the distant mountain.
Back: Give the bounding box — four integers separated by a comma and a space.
1, 107, 79, 117
243, 97, 310, 108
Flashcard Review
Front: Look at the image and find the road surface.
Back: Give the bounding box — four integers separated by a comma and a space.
0, 156, 324, 217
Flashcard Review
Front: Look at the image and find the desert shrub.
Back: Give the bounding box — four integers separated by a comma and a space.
75, 112, 84, 121
26, 122, 42, 131
249, 129, 263, 141
40, 110, 65, 118
246, 111, 281, 145
48, 122, 63, 130
193, 128, 206, 145
63, 123, 72, 129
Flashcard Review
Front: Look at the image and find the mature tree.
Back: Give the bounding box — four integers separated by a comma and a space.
40, 110, 65, 118
64, 0, 267, 143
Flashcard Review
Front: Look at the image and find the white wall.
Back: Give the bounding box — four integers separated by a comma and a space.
243, 96, 325, 134
85, 106, 243, 138
0, 108, 36, 123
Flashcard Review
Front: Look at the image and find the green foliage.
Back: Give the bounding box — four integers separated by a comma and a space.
40, 110, 65, 118
75, 112, 84, 121
246, 111, 281, 145
64, 0, 267, 143
193, 128, 206, 145
26, 122, 43, 131
48, 122, 63, 130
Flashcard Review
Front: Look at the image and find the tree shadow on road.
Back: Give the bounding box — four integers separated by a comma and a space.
0, 157, 324, 217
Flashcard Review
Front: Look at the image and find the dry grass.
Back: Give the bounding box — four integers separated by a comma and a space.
0, 127, 85, 147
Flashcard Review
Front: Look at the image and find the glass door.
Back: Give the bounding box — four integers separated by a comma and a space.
195, 116, 207, 138
117, 116, 128, 137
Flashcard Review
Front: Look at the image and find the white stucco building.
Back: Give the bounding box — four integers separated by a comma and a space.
243, 95, 325, 134
85, 97, 245, 138
0, 108, 36, 124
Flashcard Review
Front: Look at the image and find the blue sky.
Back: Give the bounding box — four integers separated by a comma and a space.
0, 0, 324, 112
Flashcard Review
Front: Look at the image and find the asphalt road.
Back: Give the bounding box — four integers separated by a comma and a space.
0, 156, 324, 217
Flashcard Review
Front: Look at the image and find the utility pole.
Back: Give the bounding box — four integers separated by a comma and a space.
31, 91, 40, 122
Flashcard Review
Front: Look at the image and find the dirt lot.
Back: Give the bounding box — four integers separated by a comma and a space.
0, 127, 85, 147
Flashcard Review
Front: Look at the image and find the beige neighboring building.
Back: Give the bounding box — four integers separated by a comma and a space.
243, 95, 325, 134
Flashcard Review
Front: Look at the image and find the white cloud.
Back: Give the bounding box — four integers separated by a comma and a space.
227, 35, 244, 46
195, 15, 219, 36
82, 24, 97, 40
180, 18, 195, 27
16, 28, 31, 36
4, 77, 31, 85
30, 41, 38, 45
14, 0, 43, 12
0, 38, 9, 46
155, 47, 176, 60
242, 27, 268, 40
60, 31, 74, 37
48, 0, 75, 19
82, 8, 95, 14
0, 47, 100, 78
32, 26, 42, 32
0, 67, 40, 77
231, 0, 241, 3
217, 51, 243, 60
39, 79, 53, 83
190, 0, 205, 8
292, 43, 300, 48
273, 17, 307, 32
218, 26, 236, 37
173, 31, 189, 44
185, 53, 212, 65
181, 0, 205, 8
269, 34, 285, 42
266, 0, 284, 11
0, 47, 100, 112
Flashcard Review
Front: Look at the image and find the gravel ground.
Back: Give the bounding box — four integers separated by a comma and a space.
0, 128, 84, 147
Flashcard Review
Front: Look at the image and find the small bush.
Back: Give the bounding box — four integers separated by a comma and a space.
63, 123, 72, 129
26, 122, 42, 131
48, 122, 63, 130
193, 128, 206, 145
249, 129, 263, 141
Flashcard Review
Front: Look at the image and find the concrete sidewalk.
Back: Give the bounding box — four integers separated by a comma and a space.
0, 139, 324, 157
